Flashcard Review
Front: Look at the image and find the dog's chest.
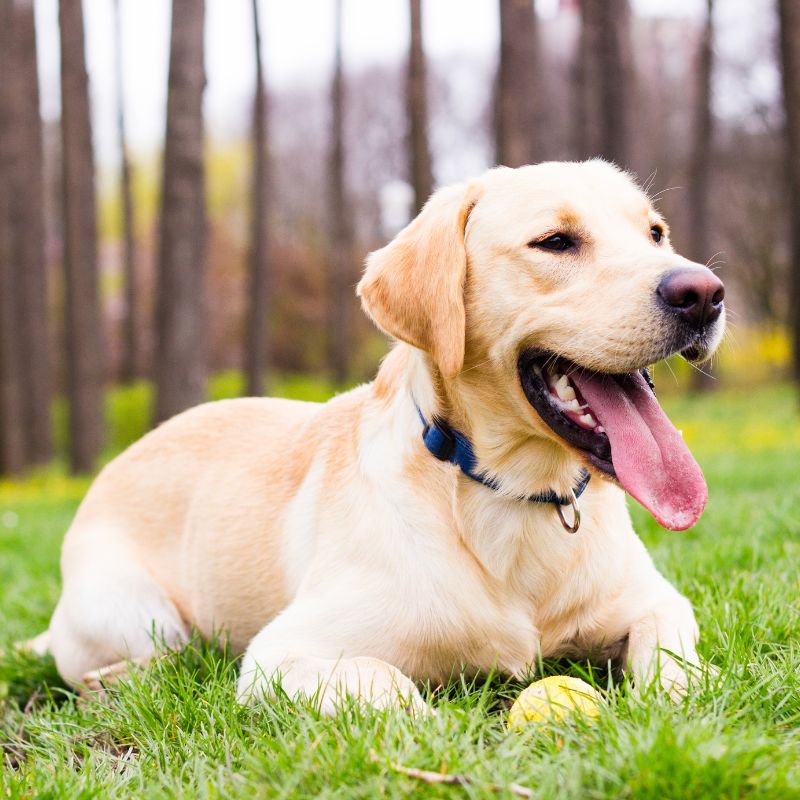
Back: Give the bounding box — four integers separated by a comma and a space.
392, 577, 540, 681
396, 505, 625, 678
390, 540, 616, 682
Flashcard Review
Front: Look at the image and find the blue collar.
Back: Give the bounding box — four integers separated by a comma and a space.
415, 403, 590, 506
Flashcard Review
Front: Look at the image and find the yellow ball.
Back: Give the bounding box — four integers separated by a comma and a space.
507, 676, 602, 730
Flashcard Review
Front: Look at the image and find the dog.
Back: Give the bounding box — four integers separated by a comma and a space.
35, 160, 724, 713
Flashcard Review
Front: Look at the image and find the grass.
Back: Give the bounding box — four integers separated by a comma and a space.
1, 380, 800, 798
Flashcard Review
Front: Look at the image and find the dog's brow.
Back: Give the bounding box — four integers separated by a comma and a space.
649, 210, 669, 233
556, 207, 581, 228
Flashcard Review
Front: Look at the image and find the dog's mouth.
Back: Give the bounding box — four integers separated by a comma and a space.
518, 350, 707, 530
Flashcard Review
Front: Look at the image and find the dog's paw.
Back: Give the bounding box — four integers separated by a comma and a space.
237, 654, 432, 717
655, 655, 695, 700
628, 647, 717, 701
78, 655, 158, 701
13, 631, 51, 657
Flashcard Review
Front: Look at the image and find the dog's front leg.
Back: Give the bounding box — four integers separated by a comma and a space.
236, 607, 429, 716
622, 585, 701, 698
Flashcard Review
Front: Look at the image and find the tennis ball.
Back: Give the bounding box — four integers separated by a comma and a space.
507, 675, 602, 730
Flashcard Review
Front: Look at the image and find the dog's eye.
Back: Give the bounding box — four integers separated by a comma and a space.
650, 225, 664, 244
531, 234, 575, 252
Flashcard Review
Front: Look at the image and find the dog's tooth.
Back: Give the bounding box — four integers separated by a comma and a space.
565, 399, 581, 412
597, 425, 605, 433
555, 374, 576, 402
579, 413, 597, 428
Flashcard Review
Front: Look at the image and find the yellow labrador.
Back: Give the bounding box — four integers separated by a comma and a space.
40, 161, 724, 712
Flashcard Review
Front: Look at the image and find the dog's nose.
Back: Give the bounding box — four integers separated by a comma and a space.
656, 268, 725, 328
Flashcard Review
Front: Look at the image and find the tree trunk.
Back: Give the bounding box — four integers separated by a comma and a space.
495, 0, 540, 167
0, 0, 27, 474
577, 0, 632, 167
114, 0, 139, 384
0, 210, 26, 475
155, 0, 207, 423
59, 0, 104, 473
327, 0, 353, 384
688, 0, 716, 392
779, 0, 800, 386
0, 0, 53, 469
245, 0, 271, 396
407, 0, 433, 213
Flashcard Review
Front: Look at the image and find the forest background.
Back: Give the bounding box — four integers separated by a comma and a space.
0, 0, 798, 476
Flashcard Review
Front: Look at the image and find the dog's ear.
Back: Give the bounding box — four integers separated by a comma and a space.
357, 182, 481, 378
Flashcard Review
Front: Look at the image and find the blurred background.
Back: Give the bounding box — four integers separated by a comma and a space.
0, 0, 799, 477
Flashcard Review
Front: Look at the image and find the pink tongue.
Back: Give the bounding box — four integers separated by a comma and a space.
570, 371, 707, 530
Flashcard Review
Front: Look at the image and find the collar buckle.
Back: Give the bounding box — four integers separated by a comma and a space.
555, 489, 581, 534
421, 419, 456, 462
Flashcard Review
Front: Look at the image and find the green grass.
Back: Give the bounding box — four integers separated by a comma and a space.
2, 382, 800, 798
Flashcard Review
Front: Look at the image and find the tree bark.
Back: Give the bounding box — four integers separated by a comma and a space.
155, 0, 207, 422
10, 0, 52, 463
0, 0, 53, 469
495, 0, 540, 167
779, 0, 800, 385
688, 0, 716, 391
407, 0, 433, 213
59, 0, 104, 473
0, 0, 27, 474
245, 0, 271, 396
576, 0, 632, 167
114, 0, 139, 384
327, 0, 353, 384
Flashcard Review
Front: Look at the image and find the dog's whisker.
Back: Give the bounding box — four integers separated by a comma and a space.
649, 185, 683, 205
662, 357, 679, 386
705, 251, 726, 268
721, 320, 741, 347
686, 360, 716, 381
461, 357, 494, 375
641, 169, 659, 196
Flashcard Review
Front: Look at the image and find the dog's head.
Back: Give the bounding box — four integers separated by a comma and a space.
358, 161, 725, 530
